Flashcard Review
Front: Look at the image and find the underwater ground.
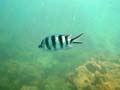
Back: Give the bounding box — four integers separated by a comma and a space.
0, 0, 120, 90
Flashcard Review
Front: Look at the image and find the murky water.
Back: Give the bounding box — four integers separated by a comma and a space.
0, 0, 120, 90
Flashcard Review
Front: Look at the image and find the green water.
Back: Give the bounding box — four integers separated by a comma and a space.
0, 0, 120, 90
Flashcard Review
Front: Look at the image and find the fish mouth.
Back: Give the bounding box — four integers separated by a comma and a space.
38, 44, 42, 48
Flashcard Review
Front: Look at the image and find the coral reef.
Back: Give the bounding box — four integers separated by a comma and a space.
0, 58, 75, 90
68, 58, 120, 90
0, 55, 120, 90
0, 60, 45, 90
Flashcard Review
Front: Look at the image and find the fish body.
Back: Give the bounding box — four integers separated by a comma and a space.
38, 33, 83, 50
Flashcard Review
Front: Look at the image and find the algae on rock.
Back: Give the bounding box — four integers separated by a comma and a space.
68, 58, 120, 90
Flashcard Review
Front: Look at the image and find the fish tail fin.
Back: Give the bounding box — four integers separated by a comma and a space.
70, 33, 83, 44
72, 41, 83, 44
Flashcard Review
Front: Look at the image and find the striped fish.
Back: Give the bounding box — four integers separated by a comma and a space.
38, 33, 83, 50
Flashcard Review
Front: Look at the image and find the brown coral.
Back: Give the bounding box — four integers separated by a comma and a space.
68, 59, 120, 90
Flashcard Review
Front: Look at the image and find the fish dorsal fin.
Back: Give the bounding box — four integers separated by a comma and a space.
64, 34, 70, 37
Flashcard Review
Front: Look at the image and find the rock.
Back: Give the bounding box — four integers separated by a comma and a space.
85, 61, 107, 74
85, 61, 100, 73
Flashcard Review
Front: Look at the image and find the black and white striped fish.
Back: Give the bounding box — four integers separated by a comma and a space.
38, 33, 83, 50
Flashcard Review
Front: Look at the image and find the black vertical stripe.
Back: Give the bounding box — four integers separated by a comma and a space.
65, 36, 68, 46
45, 37, 51, 50
58, 35, 63, 48
51, 35, 56, 49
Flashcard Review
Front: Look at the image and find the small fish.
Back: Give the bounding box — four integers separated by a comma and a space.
38, 33, 83, 50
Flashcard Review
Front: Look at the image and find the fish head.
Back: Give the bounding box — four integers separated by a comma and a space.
38, 44, 43, 48
38, 40, 44, 48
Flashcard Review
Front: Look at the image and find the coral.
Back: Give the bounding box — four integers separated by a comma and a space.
68, 58, 120, 90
